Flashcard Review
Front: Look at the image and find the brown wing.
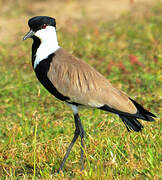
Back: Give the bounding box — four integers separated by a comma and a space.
47, 48, 137, 114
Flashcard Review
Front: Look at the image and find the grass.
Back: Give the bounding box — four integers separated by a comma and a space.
0, 1, 161, 179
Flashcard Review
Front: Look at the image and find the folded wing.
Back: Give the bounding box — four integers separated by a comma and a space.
47, 48, 137, 114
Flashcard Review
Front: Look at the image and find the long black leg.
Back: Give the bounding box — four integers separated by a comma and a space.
58, 113, 85, 172
58, 130, 79, 172
58, 113, 81, 172
75, 113, 85, 170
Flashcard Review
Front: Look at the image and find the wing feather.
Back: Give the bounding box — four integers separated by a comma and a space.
47, 48, 137, 114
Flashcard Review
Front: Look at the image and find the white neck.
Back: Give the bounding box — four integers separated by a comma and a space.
34, 26, 60, 69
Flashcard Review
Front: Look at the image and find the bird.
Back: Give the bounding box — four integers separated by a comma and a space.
23, 16, 156, 172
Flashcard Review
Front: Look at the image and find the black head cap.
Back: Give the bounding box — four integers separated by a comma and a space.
28, 16, 56, 31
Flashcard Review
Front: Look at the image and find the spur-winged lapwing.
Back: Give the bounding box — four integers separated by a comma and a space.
23, 16, 156, 172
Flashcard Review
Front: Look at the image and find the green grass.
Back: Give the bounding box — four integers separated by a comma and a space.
0, 2, 161, 179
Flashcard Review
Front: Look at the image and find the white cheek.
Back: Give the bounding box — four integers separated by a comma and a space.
34, 26, 60, 69
35, 26, 56, 41
35, 29, 47, 40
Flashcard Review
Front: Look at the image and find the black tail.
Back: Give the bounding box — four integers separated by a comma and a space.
98, 98, 156, 132
120, 98, 156, 132
119, 115, 143, 132
129, 98, 156, 121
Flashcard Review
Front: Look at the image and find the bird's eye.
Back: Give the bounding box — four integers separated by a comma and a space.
42, 24, 47, 29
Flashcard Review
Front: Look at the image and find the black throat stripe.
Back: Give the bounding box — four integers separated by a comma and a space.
32, 36, 41, 67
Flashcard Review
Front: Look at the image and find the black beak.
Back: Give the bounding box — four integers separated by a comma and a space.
23, 30, 35, 40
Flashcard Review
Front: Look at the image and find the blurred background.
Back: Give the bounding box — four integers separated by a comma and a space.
0, 0, 160, 42
0, 0, 161, 179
